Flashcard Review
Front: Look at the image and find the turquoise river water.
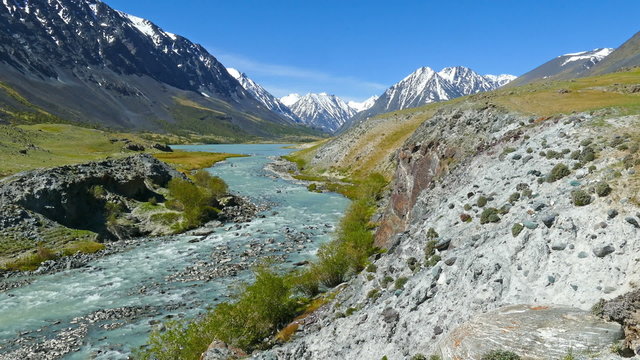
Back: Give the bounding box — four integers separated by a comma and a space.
0, 144, 349, 359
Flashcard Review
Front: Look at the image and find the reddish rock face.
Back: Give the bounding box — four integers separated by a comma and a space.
375, 141, 453, 248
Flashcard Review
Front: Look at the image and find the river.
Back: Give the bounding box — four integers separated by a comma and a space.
0, 144, 349, 359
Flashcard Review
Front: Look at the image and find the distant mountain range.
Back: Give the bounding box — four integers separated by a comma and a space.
587, 31, 640, 76
0, 0, 316, 141
345, 66, 515, 128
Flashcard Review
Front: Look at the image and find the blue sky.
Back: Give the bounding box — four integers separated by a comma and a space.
104, 0, 640, 102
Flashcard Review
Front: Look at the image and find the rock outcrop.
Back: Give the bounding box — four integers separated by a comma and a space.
253, 107, 640, 359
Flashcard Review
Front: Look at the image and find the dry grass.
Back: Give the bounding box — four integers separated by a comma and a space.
493, 69, 640, 116
153, 151, 246, 172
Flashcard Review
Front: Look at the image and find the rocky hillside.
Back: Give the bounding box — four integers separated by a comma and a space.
0, 0, 316, 140
254, 69, 640, 359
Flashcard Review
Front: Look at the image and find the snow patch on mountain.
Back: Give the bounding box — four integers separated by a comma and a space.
280, 94, 301, 107
561, 48, 614, 67
483, 74, 517, 87
348, 96, 379, 112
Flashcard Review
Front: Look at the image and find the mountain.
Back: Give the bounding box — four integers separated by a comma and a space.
287, 93, 357, 133
0, 0, 313, 140
587, 31, 640, 76
507, 48, 614, 87
345, 66, 514, 129
348, 96, 379, 112
226, 68, 301, 124
280, 93, 302, 107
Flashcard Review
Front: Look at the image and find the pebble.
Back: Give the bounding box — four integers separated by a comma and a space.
593, 244, 615, 258
625, 217, 640, 228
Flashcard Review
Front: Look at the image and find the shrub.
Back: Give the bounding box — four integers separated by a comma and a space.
588, 165, 596, 173
367, 288, 381, 300
366, 263, 377, 273
545, 149, 562, 159
480, 208, 501, 224
381, 275, 394, 287
477, 196, 488, 207
192, 169, 228, 198
526, 147, 533, 153
569, 150, 581, 160
288, 269, 320, 297
595, 182, 612, 197
571, 190, 592, 206
579, 147, 596, 162
105, 201, 124, 225
407, 257, 419, 271
464, 203, 472, 211
502, 147, 516, 155
481, 350, 521, 360
547, 163, 570, 182
62, 241, 105, 256
426, 227, 439, 239
394, 277, 408, 289
139, 265, 297, 359
425, 254, 441, 267
508, 192, 520, 203
511, 223, 524, 237
580, 138, 593, 147
424, 240, 437, 259
307, 183, 317, 192
168, 177, 220, 229
411, 355, 427, 360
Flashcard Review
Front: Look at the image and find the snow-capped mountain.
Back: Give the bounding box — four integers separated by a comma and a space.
287, 93, 357, 133
280, 93, 302, 107
0, 0, 303, 137
348, 96, 379, 113
508, 48, 614, 87
345, 66, 513, 129
227, 68, 301, 123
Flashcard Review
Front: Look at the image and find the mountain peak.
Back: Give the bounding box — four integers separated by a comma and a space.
288, 93, 356, 133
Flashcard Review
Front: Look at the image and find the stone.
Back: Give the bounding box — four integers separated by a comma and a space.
523, 221, 538, 230
522, 155, 533, 164
541, 214, 557, 228
550, 241, 567, 251
512, 154, 522, 160
439, 305, 622, 360
593, 244, 615, 258
381, 308, 399, 324
625, 217, 640, 228
608, 209, 619, 219
532, 202, 546, 211
577, 251, 589, 258
444, 257, 457, 266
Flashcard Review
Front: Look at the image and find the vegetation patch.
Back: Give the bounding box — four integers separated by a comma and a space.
154, 151, 245, 173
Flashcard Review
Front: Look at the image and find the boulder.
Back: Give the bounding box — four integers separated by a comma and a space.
438, 305, 622, 360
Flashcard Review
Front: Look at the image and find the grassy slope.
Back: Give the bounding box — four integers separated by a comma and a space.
154, 151, 246, 173
0, 123, 162, 177
292, 69, 640, 179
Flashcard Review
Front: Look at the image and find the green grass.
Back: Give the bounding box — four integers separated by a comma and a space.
1, 239, 104, 271
154, 151, 246, 173
0, 123, 163, 178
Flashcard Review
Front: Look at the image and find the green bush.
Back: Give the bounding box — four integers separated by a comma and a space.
426, 227, 439, 239
424, 240, 437, 259
287, 269, 320, 297
464, 203, 472, 211
508, 192, 520, 203
547, 163, 570, 182
411, 355, 427, 360
595, 182, 612, 197
381, 275, 394, 287
366, 263, 377, 273
167, 176, 221, 229
571, 190, 592, 206
481, 350, 521, 360
394, 277, 408, 289
307, 183, 317, 192
477, 196, 488, 207
367, 288, 381, 300
139, 265, 297, 359
425, 254, 441, 267
192, 169, 228, 198
480, 208, 501, 224
579, 147, 596, 162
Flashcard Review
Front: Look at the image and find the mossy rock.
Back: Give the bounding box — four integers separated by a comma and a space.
511, 223, 524, 237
